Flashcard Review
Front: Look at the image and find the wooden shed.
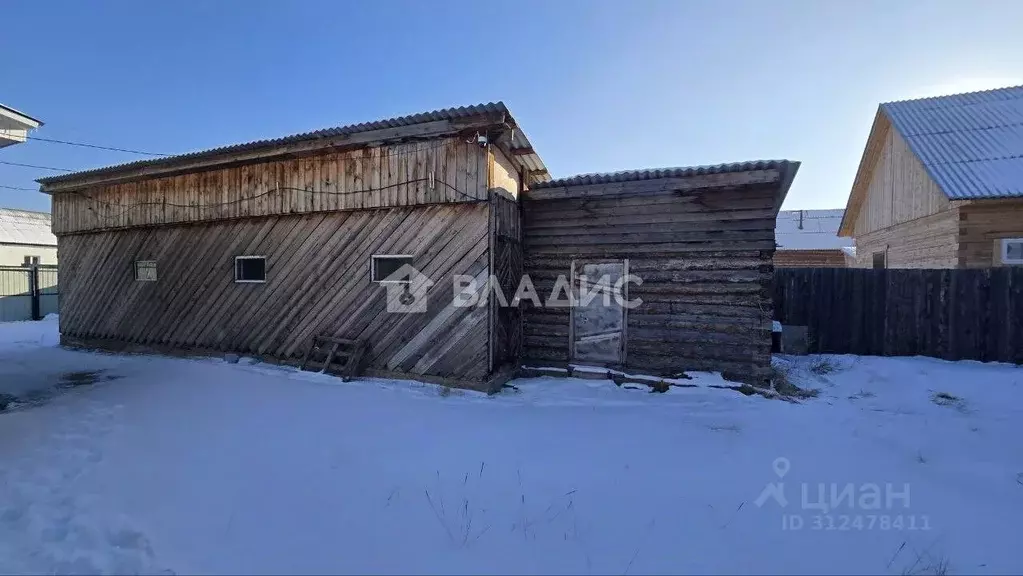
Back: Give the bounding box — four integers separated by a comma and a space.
520, 161, 800, 384
38, 102, 799, 389
38, 103, 541, 391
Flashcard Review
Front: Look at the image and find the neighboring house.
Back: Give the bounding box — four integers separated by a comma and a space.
0, 103, 42, 148
774, 209, 854, 267
37, 103, 798, 388
0, 208, 57, 267
839, 85, 1023, 268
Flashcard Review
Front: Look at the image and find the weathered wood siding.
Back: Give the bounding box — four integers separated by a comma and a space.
51, 138, 488, 235
774, 249, 847, 268
57, 204, 492, 382
957, 199, 1023, 268
853, 121, 951, 236
774, 267, 1023, 363
521, 175, 781, 382
851, 209, 960, 268
490, 191, 522, 369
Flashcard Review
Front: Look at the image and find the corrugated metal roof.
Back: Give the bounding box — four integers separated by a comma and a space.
0, 208, 56, 246
38, 102, 549, 187
531, 159, 792, 188
775, 209, 854, 251
881, 85, 1023, 199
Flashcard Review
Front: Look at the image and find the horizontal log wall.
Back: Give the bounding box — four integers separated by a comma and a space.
52, 138, 488, 235
521, 177, 781, 382
57, 203, 492, 383
775, 249, 848, 268
851, 209, 959, 268
957, 199, 1023, 268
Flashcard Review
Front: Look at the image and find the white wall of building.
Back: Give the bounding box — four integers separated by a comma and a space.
0, 244, 58, 267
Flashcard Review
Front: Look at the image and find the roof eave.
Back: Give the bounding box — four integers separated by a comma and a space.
838, 107, 888, 237
774, 160, 801, 212
38, 102, 550, 193
0, 104, 43, 128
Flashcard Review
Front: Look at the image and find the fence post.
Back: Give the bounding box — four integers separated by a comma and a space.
29, 264, 40, 321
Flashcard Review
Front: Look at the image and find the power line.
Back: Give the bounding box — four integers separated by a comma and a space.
7, 134, 490, 212
0, 160, 75, 172
6, 135, 476, 177
24, 135, 168, 157
74, 178, 481, 222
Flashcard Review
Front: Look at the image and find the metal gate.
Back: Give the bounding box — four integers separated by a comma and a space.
0, 265, 59, 322
570, 260, 627, 365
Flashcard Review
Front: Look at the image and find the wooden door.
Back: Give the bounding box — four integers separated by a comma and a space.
570, 260, 627, 365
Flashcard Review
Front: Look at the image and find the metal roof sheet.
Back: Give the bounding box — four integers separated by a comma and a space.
530, 159, 792, 188
775, 209, 854, 251
38, 102, 549, 187
0, 208, 56, 246
881, 85, 1023, 199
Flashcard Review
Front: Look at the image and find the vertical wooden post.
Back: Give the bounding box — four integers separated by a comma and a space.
29, 265, 41, 321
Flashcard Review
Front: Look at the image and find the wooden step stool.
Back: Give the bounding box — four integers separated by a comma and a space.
299, 335, 367, 381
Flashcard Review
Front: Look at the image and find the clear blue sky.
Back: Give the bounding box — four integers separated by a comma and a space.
2, 0, 1021, 213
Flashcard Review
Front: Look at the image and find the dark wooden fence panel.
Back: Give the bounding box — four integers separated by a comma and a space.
773, 267, 1023, 364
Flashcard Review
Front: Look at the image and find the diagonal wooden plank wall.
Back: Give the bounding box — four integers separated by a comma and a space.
57, 203, 492, 382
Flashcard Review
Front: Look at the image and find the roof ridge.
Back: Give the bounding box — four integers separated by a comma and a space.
0, 206, 51, 216
881, 84, 1023, 107
38, 101, 522, 186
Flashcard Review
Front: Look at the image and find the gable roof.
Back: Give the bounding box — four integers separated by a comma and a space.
0, 208, 56, 246
882, 85, 1023, 200
775, 209, 853, 251
38, 102, 548, 193
840, 85, 1023, 235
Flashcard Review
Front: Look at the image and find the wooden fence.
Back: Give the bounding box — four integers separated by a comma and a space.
773, 267, 1023, 363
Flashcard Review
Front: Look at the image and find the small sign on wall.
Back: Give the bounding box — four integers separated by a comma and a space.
134, 260, 157, 281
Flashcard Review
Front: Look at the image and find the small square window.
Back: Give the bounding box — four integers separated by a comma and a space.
134, 260, 157, 281
872, 251, 886, 269
23, 255, 40, 266
1001, 238, 1023, 265
372, 255, 414, 283
235, 256, 266, 283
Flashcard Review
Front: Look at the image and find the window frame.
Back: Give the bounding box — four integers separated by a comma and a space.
23, 255, 40, 266
134, 260, 158, 282
1000, 238, 1023, 265
234, 255, 267, 283
371, 254, 414, 284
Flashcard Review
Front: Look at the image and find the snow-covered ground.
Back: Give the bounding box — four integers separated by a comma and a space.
1, 317, 1021, 575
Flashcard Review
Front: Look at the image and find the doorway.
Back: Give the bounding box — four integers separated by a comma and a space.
570, 260, 627, 365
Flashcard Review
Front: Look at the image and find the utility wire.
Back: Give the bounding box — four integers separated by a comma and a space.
3, 136, 477, 197
0, 160, 75, 172
23, 135, 168, 157
7, 135, 477, 176
7, 133, 490, 216
75, 178, 481, 222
